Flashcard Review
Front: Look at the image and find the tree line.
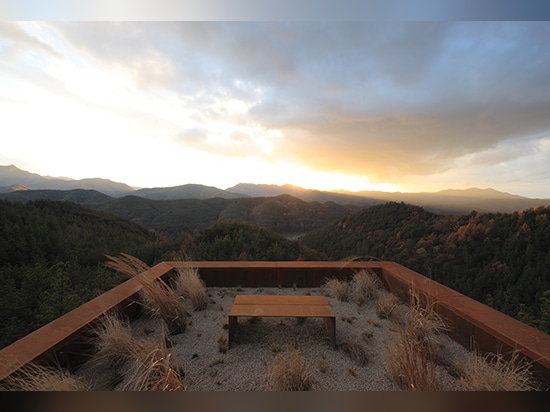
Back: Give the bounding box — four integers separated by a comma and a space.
2, 198, 549, 350
0, 200, 318, 349
0, 200, 173, 349
301, 202, 550, 333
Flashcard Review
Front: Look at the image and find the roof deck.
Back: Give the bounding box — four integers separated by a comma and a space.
1, 260, 549, 387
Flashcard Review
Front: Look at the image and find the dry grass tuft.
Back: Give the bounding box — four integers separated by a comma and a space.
119, 337, 185, 391
217, 335, 228, 354
1, 361, 88, 391
347, 367, 359, 378
90, 311, 138, 369
104, 252, 151, 277
339, 342, 369, 367
263, 346, 316, 391
84, 310, 186, 390
386, 323, 437, 390
407, 287, 448, 343
317, 355, 327, 373
175, 266, 208, 311
322, 278, 350, 302
459, 350, 536, 391
351, 269, 380, 304
385, 287, 447, 391
376, 292, 402, 323
89, 310, 158, 371
105, 253, 188, 334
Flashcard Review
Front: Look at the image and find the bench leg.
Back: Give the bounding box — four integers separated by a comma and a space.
228, 316, 238, 349
324, 317, 336, 349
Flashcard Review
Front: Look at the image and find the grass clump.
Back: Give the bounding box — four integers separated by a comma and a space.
322, 278, 350, 302
386, 318, 437, 390
119, 338, 185, 391
89, 310, 145, 370
263, 346, 316, 391
351, 269, 380, 304
83, 311, 185, 391
271, 343, 283, 354
209, 357, 225, 367
317, 356, 327, 373
376, 292, 402, 322
217, 335, 228, 354
407, 289, 447, 344
385, 287, 447, 391
339, 342, 369, 367
347, 367, 358, 378
459, 350, 536, 391
105, 253, 188, 334
1, 361, 88, 391
175, 266, 208, 311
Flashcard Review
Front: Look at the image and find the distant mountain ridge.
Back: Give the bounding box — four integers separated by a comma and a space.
0, 165, 134, 197
0, 188, 360, 236
0, 184, 29, 193
226, 183, 380, 206
228, 183, 550, 214
134, 184, 243, 200
1, 188, 112, 206
336, 187, 546, 214
1, 164, 549, 214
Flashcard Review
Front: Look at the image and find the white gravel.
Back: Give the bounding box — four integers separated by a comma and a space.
76, 286, 473, 391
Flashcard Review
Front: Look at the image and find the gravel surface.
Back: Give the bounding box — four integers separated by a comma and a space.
76, 285, 473, 391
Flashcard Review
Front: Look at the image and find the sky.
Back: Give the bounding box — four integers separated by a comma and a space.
1, 6, 550, 197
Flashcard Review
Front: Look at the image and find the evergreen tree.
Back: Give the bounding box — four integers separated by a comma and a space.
540, 290, 550, 334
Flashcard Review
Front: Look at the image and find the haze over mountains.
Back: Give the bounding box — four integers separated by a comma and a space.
0, 165, 134, 197
1, 164, 550, 216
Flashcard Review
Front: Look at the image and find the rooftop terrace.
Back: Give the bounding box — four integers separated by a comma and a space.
1, 261, 549, 389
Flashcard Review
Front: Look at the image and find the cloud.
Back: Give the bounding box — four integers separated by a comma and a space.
175, 126, 268, 158
2, 21, 550, 196
391, 133, 550, 197
272, 97, 550, 181
53, 21, 550, 182
242, 22, 550, 181
49, 22, 181, 90
0, 22, 62, 60
176, 127, 210, 146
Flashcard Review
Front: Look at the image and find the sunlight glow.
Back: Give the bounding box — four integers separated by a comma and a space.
2, 22, 549, 198
288, 170, 401, 193
222, 160, 402, 194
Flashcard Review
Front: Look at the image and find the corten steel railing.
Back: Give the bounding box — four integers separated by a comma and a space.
1, 261, 549, 387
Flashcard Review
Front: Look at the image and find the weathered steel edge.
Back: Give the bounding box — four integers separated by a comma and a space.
0, 262, 173, 382
376, 261, 550, 382
1, 260, 549, 385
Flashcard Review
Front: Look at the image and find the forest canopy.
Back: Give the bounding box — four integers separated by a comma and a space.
1, 198, 549, 350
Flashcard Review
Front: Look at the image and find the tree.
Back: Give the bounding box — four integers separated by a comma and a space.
540, 290, 550, 334
36, 262, 82, 325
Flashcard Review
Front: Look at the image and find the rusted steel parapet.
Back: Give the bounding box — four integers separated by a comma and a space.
166, 260, 366, 288
0, 262, 174, 382
375, 261, 550, 386
1, 260, 549, 388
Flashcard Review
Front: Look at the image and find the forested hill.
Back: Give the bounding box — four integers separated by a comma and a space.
0, 199, 323, 349
0, 199, 161, 267
94, 193, 359, 236
0, 199, 172, 349
184, 220, 321, 261
2, 197, 550, 346
301, 202, 550, 333
1, 190, 360, 237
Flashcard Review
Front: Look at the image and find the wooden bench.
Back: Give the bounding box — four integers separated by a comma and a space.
228, 295, 336, 349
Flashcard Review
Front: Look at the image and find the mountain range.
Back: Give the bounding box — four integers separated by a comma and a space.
1, 164, 550, 216
0, 165, 134, 197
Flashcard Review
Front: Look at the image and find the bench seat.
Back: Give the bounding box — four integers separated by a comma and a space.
228, 295, 336, 349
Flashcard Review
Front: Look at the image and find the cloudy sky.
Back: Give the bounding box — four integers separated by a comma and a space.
1, 19, 550, 197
